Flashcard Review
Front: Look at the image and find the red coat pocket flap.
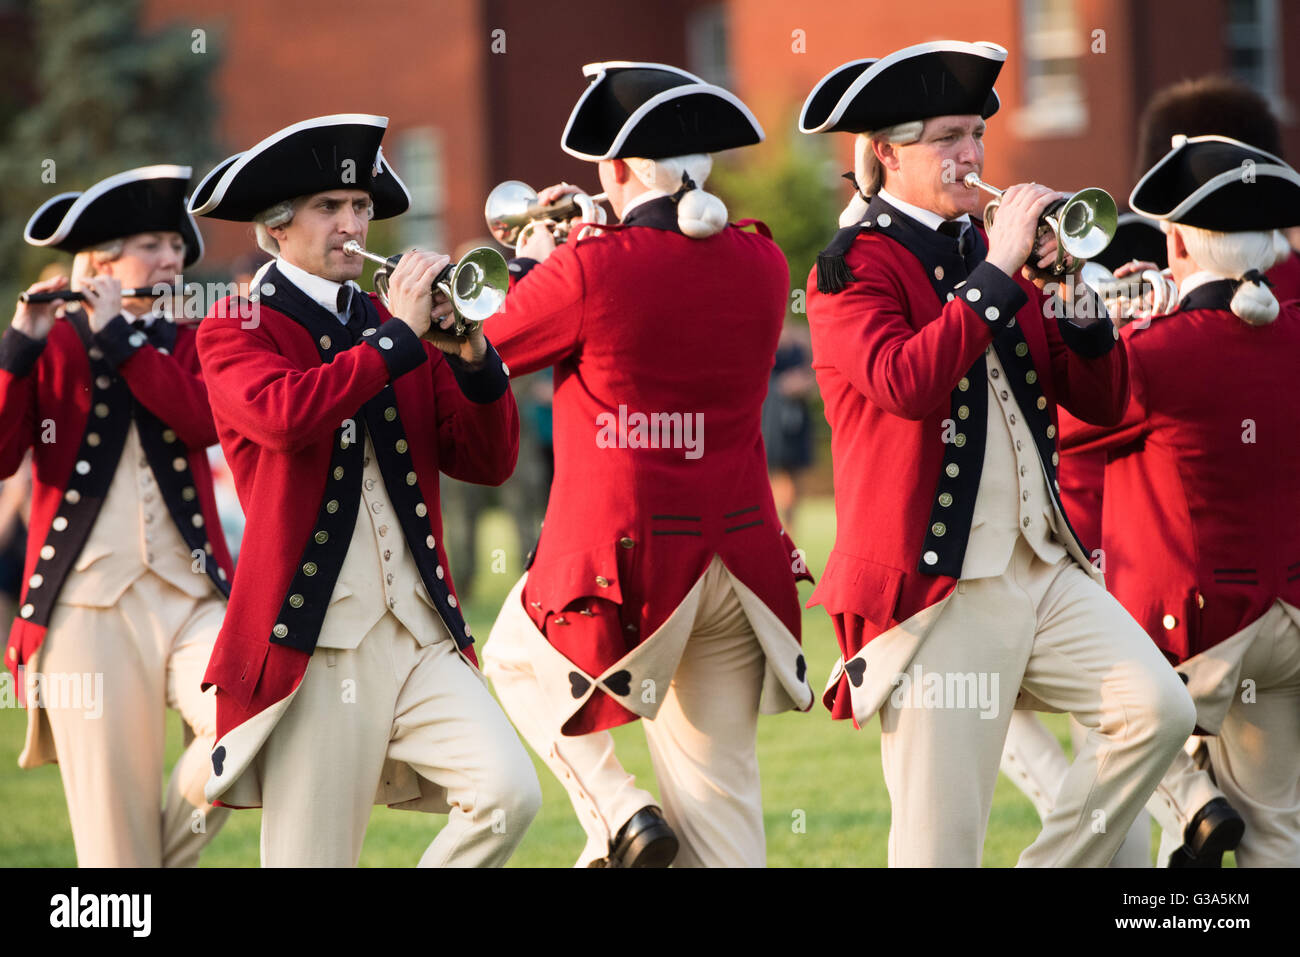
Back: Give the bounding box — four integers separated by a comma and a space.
806, 550, 904, 635
525, 540, 625, 617
203, 633, 270, 712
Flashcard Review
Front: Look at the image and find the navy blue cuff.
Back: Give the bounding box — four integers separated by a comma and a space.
507, 258, 540, 281
93, 313, 147, 371
0, 327, 47, 376
363, 317, 428, 379
444, 340, 510, 404
950, 262, 1029, 333
1056, 286, 1118, 358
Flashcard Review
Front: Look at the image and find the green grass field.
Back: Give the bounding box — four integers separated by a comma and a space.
0, 495, 1181, 867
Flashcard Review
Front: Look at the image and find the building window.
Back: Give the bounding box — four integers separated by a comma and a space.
1014, 0, 1088, 138
1226, 0, 1281, 106
395, 126, 444, 252
686, 4, 730, 87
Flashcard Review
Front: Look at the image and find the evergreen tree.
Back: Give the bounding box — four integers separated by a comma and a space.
0, 0, 222, 308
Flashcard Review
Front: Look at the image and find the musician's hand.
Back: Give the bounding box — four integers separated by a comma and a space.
516, 221, 558, 262
387, 249, 451, 338
985, 184, 1060, 279
12, 276, 67, 340
81, 275, 123, 332
424, 312, 488, 367
1114, 259, 1160, 279
535, 183, 583, 206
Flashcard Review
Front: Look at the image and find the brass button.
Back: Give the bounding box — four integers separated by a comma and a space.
326, 499, 339, 513
86, 432, 101, 447
384, 407, 397, 422
303, 562, 318, 576
1046, 425, 1057, 439
406, 471, 417, 486
182, 486, 196, 501
40, 545, 55, 560
415, 503, 427, 518
931, 522, 946, 537
273, 623, 289, 638
28, 574, 43, 588
1026, 371, 1038, 384
333, 466, 344, 480
163, 429, 177, 443
1197, 593, 1205, 609
94, 403, 109, 418
289, 594, 304, 608
426, 535, 436, 549
95, 375, 111, 390
945, 463, 959, 478
957, 405, 969, 420
1015, 343, 1028, 357
51, 517, 68, 531
1162, 614, 1177, 630
934, 266, 944, 280
65, 489, 81, 504
172, 457, 187, 471
938, 492, 953, 507
319, 335, 332, 350
1051, 452, 1059, 466
20, 604, 34, 619
954, 434, 966, 447
619, 537, 635, 549
191, 514, 204, 528
395, 439, 408, 454
447, 594, 457, 608
1036, 396, 1047, 410
314, 531, 328, 544
596, 575, 610, 587
957, 377, 970, 391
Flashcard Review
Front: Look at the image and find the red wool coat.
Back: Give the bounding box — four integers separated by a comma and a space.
489, 199, 811, 734
196, 288, 518, 756
1, 314, 233, 682
1060, 284, 1300, 664
805, 202, 1128, 718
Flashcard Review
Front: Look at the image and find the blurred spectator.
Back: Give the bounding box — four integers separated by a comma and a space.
762, 320, 816, 529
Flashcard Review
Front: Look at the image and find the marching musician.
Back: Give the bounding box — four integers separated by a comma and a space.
190, 114, 539, 866
481, 62, 815, 868
1060, 134, 1300, 867
1, 166, 233, 866
800, 40, 1195, 867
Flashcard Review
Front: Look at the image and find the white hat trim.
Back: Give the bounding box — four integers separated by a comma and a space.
25, 165, 193, 246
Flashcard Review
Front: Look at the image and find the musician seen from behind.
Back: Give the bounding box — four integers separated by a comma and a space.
0, 166, 234, 866
800, 40, 1195, 866
1061, 134, 1300, 867
190, 114, 539, 866
482, 62, 816, 868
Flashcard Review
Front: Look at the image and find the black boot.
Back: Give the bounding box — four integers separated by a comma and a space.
1166, 797, 1244, 868
587, 806, 679, 868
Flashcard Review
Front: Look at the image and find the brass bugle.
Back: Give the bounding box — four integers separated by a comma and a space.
485, 180, 608, 248
963, 173, 1118, 275
342, 241, 509, 337
20, 287, 155, 304
1079, 261, 1178, 322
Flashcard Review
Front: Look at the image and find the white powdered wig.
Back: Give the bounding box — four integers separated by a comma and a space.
841, 122, 924, 226
625, 153, 727, 238
70, 238, 125, 292
1175, 223, 1291, 325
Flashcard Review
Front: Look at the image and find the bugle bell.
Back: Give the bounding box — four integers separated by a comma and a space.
484, 180, 607, 251
1079, 261, 1177, 322
342, 241, 509, 337
963, 173, 1118, 275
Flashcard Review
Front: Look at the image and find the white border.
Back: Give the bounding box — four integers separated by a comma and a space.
24, 165, 193, 246
800, 40, 1007, 134
799, 58, 876, 133
1129, 133, 1300, 221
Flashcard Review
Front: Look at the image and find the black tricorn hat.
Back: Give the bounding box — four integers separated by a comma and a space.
561, 61, 764, 161
24, 165, 203, 267
189, 114, 411, 222
1091, 212, 1169, 271
1130, 134, 1300, 231
800, 41, 1004, 134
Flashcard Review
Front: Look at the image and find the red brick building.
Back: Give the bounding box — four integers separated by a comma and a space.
141, 0, 1299, 268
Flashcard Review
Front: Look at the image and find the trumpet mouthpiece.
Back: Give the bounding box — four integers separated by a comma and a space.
962, 172, 982, 188
342, 240, 362, 255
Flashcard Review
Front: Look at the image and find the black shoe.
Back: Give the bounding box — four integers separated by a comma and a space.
1167, 797, 1244, 868
589, 806, 678, 868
